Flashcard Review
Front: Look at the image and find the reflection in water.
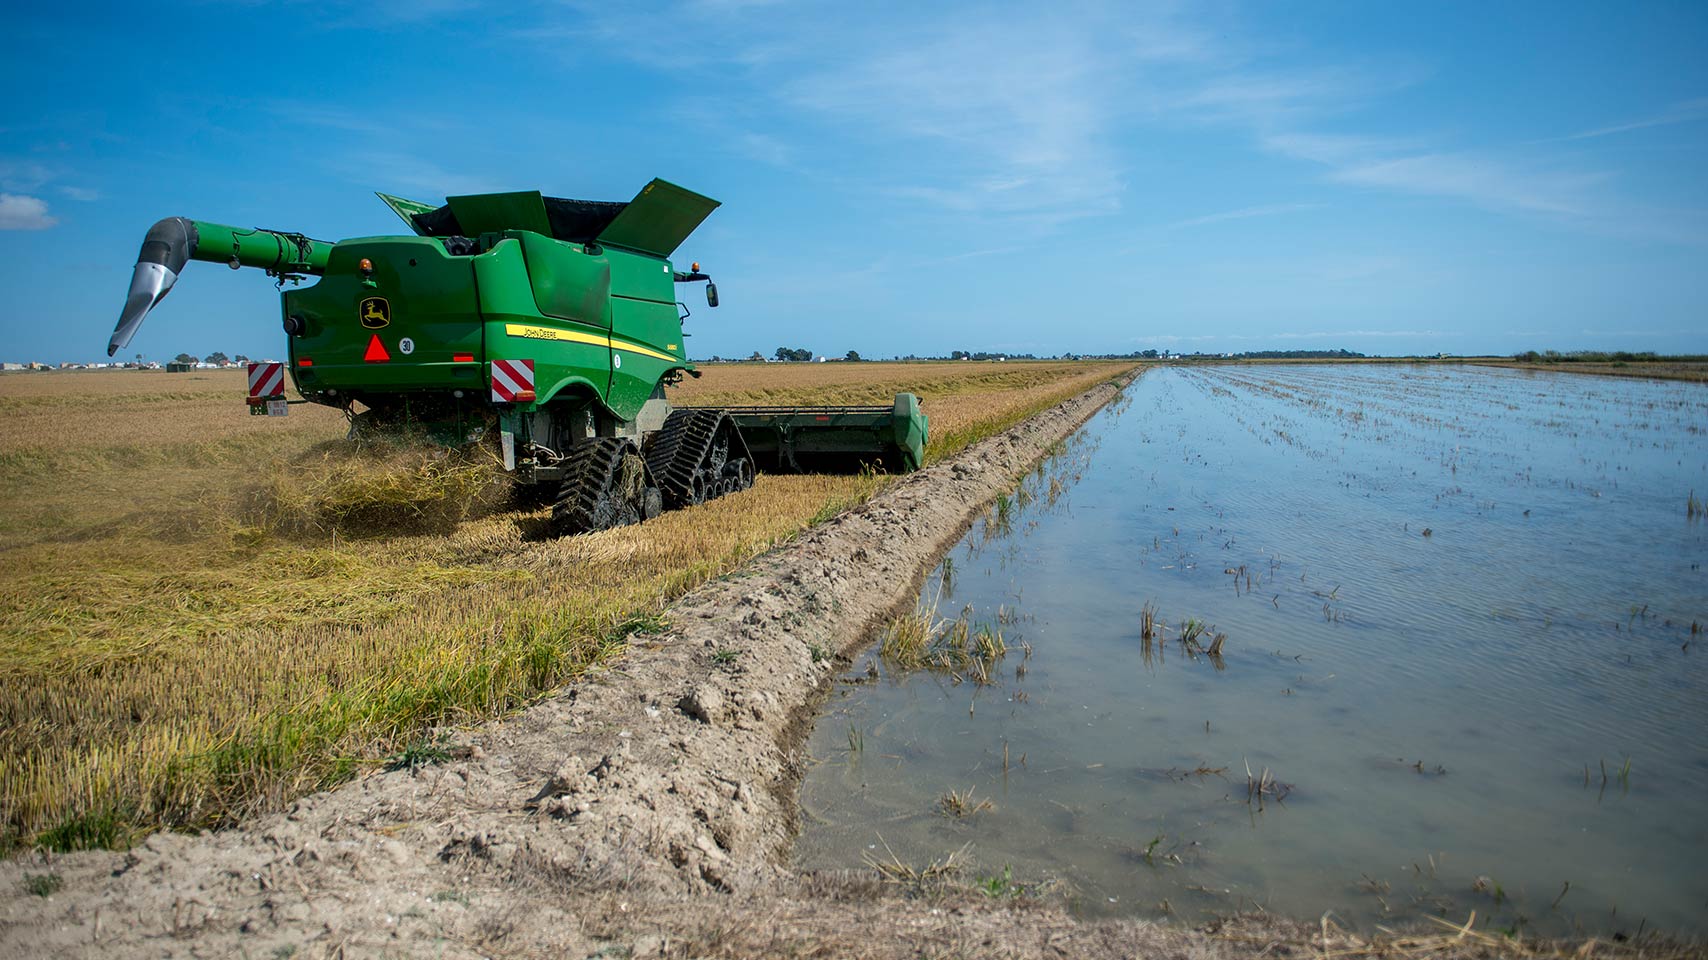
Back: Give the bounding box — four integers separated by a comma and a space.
796, 365, 1708, 938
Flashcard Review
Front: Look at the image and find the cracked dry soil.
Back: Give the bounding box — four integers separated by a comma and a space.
2, 370, 1335, 958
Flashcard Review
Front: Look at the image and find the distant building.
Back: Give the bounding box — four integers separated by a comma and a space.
167, 361, 195, 373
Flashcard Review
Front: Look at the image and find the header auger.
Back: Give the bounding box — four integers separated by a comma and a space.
109, 180, 927, 536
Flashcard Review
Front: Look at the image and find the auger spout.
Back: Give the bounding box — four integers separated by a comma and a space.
108, 218, 335, 356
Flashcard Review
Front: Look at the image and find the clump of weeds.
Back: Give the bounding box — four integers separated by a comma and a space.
864, 837, 969, 895
1244, 758, 1293, 807
976, 864, 1027, 899
23, 873, 63, 897
880, 594, 1007, 677
1172, 618, 1227, 662
938, 786, 995, 819
384, 734, 454, 772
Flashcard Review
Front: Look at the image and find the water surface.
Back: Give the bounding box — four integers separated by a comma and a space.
797, 364, 1708, 937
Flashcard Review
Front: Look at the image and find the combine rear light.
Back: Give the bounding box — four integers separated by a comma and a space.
297, 358, 313, 367
453, 352, 475, 363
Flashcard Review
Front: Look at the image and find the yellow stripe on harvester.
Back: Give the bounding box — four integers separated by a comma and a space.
504, 323, 603, 346
504, 323, 679, 363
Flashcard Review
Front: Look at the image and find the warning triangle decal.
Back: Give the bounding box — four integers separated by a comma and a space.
364, 334, 391, 363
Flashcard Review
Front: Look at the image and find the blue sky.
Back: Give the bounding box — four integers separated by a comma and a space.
2, 0, 1705, 363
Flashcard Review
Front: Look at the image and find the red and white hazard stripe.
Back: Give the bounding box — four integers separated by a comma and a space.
247, 361, 285, 400
490, 359, 536, 402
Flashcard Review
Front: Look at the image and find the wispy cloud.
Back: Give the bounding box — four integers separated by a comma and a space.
0, 160, 56, 194
1166, 64, 1411, 127
729, 132, 796, 169
1334, 153, 1608, 216
1136, 329, 1446, 345
529, 2, 1697, 243
780, 15, 1124, 220
1556, 97, 1708, 142
1168, 202, 1318, 229
0, 193, 58, 230
335, 152, 501, 198
1265, 133, 1608, 218
543, 2, 1219, 224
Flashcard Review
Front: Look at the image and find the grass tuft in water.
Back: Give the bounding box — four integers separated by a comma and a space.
863, 836, 969, 894
1244, 757, 1293, 807
1140, 601, 1159, 641
879, 595, 1007, 676
976, 864, 1026, 899
937, 786, 995, 819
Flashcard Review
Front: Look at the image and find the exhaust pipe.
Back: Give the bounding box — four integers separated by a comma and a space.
109, 217, 196, 357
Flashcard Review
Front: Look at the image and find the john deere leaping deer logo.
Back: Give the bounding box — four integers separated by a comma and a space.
359, 297, 390, 329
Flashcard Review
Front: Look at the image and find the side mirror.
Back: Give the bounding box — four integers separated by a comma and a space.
705, 282, 719, 308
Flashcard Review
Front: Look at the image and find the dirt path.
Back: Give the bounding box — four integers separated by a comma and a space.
0, 370, 1610, 959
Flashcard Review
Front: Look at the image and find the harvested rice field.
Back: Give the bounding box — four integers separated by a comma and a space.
0, 360, 1133, 851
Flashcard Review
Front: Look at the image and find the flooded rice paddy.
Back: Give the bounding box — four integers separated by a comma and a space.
796, 364, 1708, 937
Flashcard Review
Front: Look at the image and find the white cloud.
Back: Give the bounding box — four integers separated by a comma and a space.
1169, 202, 1319, 229
336, 152, 501, 199
1557, 97, 1708, 142
0, 160, 55, 193
781, 16, 1122, 220
1265, 132, 1607, 218
731, 132, 795, 168
532, 3, 1694, 242
1137, 329, 1445, 344
0, 193, 57, 230
545, 2, 1218, 224
1333, 153, 1608, 217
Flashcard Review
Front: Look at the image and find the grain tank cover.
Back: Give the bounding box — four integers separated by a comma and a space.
373, 179, 718, 257
594, 179, 719, 257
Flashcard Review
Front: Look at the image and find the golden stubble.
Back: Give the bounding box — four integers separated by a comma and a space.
0, 361, 1135, 848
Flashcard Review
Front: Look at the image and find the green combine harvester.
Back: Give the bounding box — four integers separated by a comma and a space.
108, 180, 927, 535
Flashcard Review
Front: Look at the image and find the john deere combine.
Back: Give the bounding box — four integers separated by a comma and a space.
108, 180, 927, 535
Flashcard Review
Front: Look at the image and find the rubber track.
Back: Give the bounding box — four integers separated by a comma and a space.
551, 436, 643, 536
645, 409, 755, 509
646, 409, 718, 509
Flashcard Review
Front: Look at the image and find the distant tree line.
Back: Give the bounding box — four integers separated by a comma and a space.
172, 351, 250, 365
1234, 349, 1367, 359
1513, 350, 1707, 363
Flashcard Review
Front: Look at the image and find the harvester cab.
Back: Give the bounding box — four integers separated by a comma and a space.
107, 179, 928, 536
